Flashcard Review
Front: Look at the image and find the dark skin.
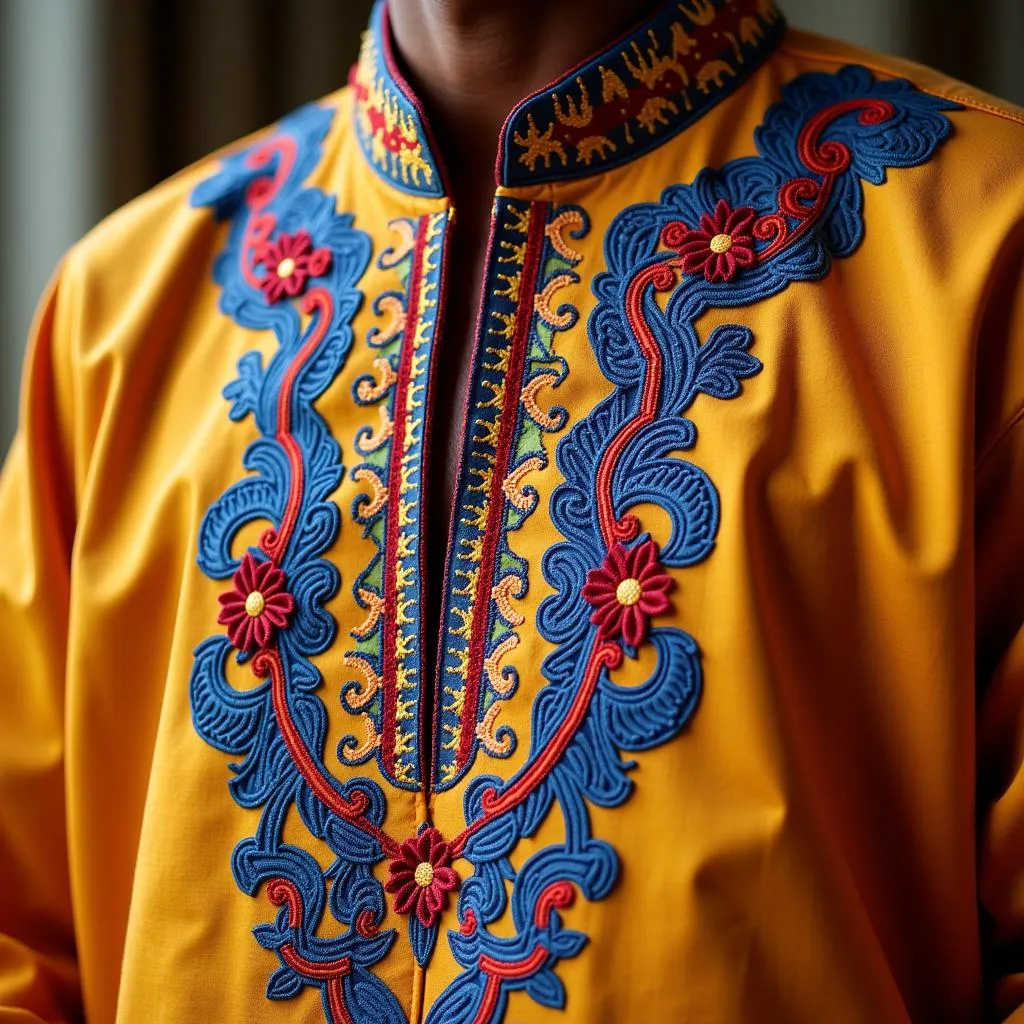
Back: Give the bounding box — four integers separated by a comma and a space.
388, 0, 659, 518
387, 0, 658, 737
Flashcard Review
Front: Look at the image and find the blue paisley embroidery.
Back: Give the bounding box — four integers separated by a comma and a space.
189, 105, 408, 1022
428, 66, 958, 1022
188, 67, 958, 1024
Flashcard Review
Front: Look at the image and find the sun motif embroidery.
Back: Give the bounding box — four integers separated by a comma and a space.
667, 198, 759, 282
217, 552, 295, 653
254, 228, 332, 304
385, 827, 461, 929
582, 539, 675, 648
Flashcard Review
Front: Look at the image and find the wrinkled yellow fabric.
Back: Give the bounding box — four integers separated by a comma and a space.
1, 15, 1024, 1024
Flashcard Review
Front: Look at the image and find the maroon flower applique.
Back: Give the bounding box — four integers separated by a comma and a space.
218, 552, 295, 653
674, 198, 758, 282
384, 827, 460, 929
582, 538, 675, 648
255, 229, 332, 304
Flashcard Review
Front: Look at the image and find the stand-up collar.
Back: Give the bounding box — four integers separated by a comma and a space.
350, 0, 786, 198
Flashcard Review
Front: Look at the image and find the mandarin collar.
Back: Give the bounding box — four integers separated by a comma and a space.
350, 0, 786, 198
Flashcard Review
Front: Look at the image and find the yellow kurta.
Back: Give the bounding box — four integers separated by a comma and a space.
2, 1, 1024, 1021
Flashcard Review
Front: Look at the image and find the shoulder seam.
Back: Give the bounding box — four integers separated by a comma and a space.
777, 40, 1024, 129
944, 96, 1024, 129
977, 403, 1024, 470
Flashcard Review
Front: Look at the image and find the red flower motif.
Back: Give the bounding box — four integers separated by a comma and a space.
582, 539, 675, 648
675, 199, 758, 282
217, 552, 295, 653
384, 827, 460, 929
255, 229, 332, 304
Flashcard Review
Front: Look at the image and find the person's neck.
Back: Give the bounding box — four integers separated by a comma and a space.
387, 0, 661, 194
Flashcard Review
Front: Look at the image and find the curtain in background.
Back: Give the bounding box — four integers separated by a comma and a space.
2, 0, 1022, 449
0, 0, 373, 449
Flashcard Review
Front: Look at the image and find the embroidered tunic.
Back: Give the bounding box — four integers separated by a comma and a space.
2, 2, 1024, 1021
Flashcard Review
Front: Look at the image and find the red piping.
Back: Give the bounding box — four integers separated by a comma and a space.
416, 210, 455, 791
378, 3, 455, 198
456, 203, 547, 770
493, 0, 675, 184
279, 944, 354, 1024
381, 215, 430, 776
427, 206, 502, 794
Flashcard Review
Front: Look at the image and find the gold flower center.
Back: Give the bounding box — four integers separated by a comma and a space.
245, 591, 266, 617
276, 256, 296, 278
414, 862, 434, 888
615, 578, 643, 607
709, 233, 733, 254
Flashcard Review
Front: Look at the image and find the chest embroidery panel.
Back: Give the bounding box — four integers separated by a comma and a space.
188, 68, 957, 1024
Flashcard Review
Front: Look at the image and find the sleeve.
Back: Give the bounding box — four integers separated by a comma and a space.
0, 265, 83, 1021
976, 215, 1024, 1021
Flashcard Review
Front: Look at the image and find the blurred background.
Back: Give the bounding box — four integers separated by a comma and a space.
2, 0, 1022, 453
